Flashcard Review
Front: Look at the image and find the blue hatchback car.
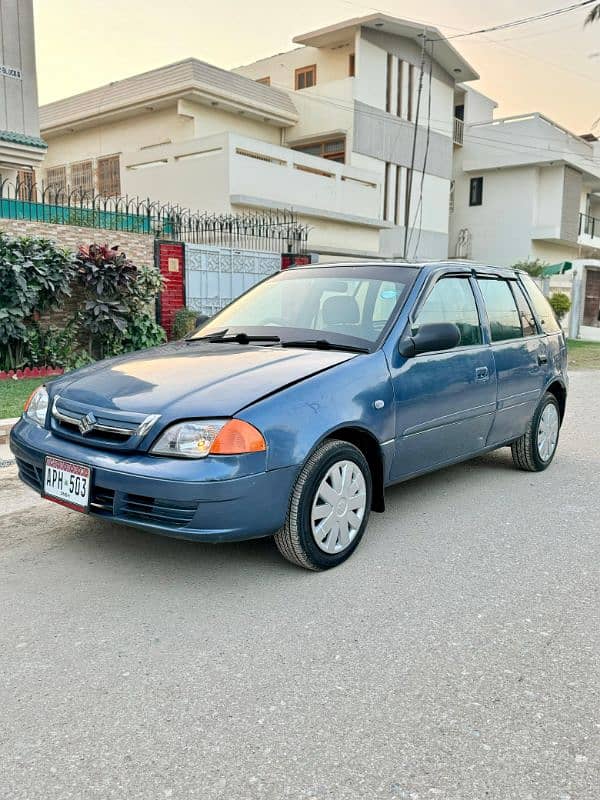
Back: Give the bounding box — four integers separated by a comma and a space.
11, 262, 568, 570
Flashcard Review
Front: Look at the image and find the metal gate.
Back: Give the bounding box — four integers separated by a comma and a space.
184, 244, 281, 317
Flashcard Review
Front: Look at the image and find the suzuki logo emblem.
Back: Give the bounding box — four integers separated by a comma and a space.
78, 412, 97, 435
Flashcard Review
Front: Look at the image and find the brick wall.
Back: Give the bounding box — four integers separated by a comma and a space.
0, 218, 158, 329
0, 219, 155, 268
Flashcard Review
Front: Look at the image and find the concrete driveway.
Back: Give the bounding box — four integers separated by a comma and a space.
1, 371, 599, 800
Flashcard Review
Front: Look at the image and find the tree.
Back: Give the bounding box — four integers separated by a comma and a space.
586, 4, 600, 24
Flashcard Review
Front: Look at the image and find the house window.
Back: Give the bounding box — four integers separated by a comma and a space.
469, 176, 483, 207
256, 76, 271, 86
455, 104, 465, 121
293, 138, 345, 163
45, 165, 67, 197
348, 53, 355, 77
396, 59, 403, 118
70, 160, 94, 194
17, 169, 35, 200
97, 155, 121, 196
295, 65, 316, 90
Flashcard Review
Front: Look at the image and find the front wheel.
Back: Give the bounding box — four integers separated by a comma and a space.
511, 392, 561, 472
274, 439, 372, 571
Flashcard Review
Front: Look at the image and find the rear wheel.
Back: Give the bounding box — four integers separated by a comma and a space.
511, 392, 561, 472
274, 439, 372, 571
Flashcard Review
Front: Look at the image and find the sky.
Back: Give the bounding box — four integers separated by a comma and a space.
33, 0, 600, 134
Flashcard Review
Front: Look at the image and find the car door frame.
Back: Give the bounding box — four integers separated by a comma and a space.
383, 266, 498, 483
472, 271, 550, 446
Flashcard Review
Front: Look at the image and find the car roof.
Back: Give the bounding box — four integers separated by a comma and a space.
291, 260, 520, 279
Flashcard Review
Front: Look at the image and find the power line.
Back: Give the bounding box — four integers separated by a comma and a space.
427, 0, 596, 41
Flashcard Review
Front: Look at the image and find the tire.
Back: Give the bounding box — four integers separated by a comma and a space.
274, 439, 372, 571
511, 392, 561, 472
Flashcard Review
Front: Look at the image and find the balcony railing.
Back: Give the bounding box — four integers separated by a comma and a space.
453, 117, 464, 146
579, 212, 600, 239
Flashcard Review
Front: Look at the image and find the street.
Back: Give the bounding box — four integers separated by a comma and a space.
1, 370, 599, 800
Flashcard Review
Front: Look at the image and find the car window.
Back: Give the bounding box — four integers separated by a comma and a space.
478, 279, 522, 342
415, 277, 482, 347
511, 282, 537, 337
519, 275, 562, 334
194, 266, 417, 346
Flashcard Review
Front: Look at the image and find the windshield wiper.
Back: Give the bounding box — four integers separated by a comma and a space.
194, 332, 281, 345
185, 328, 228, 342
281, 339, 369, 354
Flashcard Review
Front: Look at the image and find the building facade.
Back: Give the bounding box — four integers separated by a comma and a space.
36, 15, 477, 261
0, 0, 46, 179
449, 86, 600, 336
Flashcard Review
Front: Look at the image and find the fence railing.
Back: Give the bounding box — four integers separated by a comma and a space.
579, 212, 599, 240
0, 178, 309, 253
453, 117, 464, 146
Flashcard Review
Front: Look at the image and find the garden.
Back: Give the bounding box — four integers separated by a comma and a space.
0, 231, 167, 417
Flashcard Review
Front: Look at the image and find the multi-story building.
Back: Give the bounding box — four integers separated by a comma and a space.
0, 0, 46, 182
37, 14, 477, 261
450, 85, 600, 337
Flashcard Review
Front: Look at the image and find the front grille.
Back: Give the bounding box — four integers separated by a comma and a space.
121, 493, 197, 529
50, 395, 160, 451
90, 487, 115, 515
16, 458, 43, 491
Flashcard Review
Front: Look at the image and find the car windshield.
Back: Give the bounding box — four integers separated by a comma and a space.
190, 265, 418, 350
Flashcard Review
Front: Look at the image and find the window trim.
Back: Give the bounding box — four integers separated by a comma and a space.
407, 273, 484, 352
469, 176, 484, 207
476, 276, 528, 344
294, 64, 317, 90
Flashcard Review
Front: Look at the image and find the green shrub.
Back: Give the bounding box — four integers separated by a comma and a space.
549, 291, 571, 322
0, 232, 75, 371
511, 258, 549, 278
73, 244, 165, 358
172, 308, 200, 339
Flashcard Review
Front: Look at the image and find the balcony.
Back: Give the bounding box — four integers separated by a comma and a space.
580, 212, 600, 241
453, 117, 464, 146
123, 132, 384, 227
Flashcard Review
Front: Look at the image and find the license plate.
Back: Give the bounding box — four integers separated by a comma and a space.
44, 456, 91, 511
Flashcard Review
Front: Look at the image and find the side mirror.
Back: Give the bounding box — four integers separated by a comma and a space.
398, 322, 461, 358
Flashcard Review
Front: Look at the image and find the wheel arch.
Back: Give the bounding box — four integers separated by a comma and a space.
545, 379, 567, 423
321, 425, 386, 513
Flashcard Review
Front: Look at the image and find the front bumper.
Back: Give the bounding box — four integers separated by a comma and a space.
10, 419, 299, 543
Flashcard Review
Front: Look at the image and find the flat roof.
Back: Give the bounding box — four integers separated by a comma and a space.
293, 14, 479, 82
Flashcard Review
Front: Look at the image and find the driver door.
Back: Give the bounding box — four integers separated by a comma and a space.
389, 274, 497, 481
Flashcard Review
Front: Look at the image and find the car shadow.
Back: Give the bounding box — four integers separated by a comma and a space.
61, 448, 517, 576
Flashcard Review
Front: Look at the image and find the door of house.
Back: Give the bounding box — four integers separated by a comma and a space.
583, 269, 600, 326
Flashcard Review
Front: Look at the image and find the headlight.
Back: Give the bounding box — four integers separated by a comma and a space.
24, 386, 49, 427
151, 419, 266, 458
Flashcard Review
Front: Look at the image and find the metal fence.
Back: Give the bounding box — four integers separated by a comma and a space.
0, 177, 309, 253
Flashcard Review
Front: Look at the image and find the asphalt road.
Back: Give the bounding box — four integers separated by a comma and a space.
1, 371, 599, 800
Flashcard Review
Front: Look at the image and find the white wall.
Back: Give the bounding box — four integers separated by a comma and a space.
235, 45, 352, 92
354, 37, 387, 111
463, 88, 496, 124
0, 0, 40, 137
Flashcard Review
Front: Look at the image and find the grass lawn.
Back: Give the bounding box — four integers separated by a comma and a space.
0, 377, 46, 419
567, 339, 600, 370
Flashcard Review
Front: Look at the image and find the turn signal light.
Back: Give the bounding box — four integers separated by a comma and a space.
210, 419, 266, 455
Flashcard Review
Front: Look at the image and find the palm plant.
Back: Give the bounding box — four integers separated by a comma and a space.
586, 4, 600, 24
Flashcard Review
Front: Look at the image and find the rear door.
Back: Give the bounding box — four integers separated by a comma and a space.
389, 273, 497, 480
476, 276, 548, 445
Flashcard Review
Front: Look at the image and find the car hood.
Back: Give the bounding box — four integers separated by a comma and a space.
52, 342, 356, 417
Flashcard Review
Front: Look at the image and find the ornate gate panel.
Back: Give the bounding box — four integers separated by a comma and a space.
185, 244, 280, 317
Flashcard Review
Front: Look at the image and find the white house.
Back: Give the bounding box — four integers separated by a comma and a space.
450, 85, 600, 336
36, 14, 477, 262
0, 0, 46, 180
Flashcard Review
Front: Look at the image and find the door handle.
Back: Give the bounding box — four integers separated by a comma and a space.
537, 354, 548, 366
475, 366, 489, 382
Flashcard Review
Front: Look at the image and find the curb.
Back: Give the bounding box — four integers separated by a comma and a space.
0, 417, 19, 445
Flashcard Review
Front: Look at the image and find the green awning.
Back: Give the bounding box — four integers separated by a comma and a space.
541, 261, 573, 277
